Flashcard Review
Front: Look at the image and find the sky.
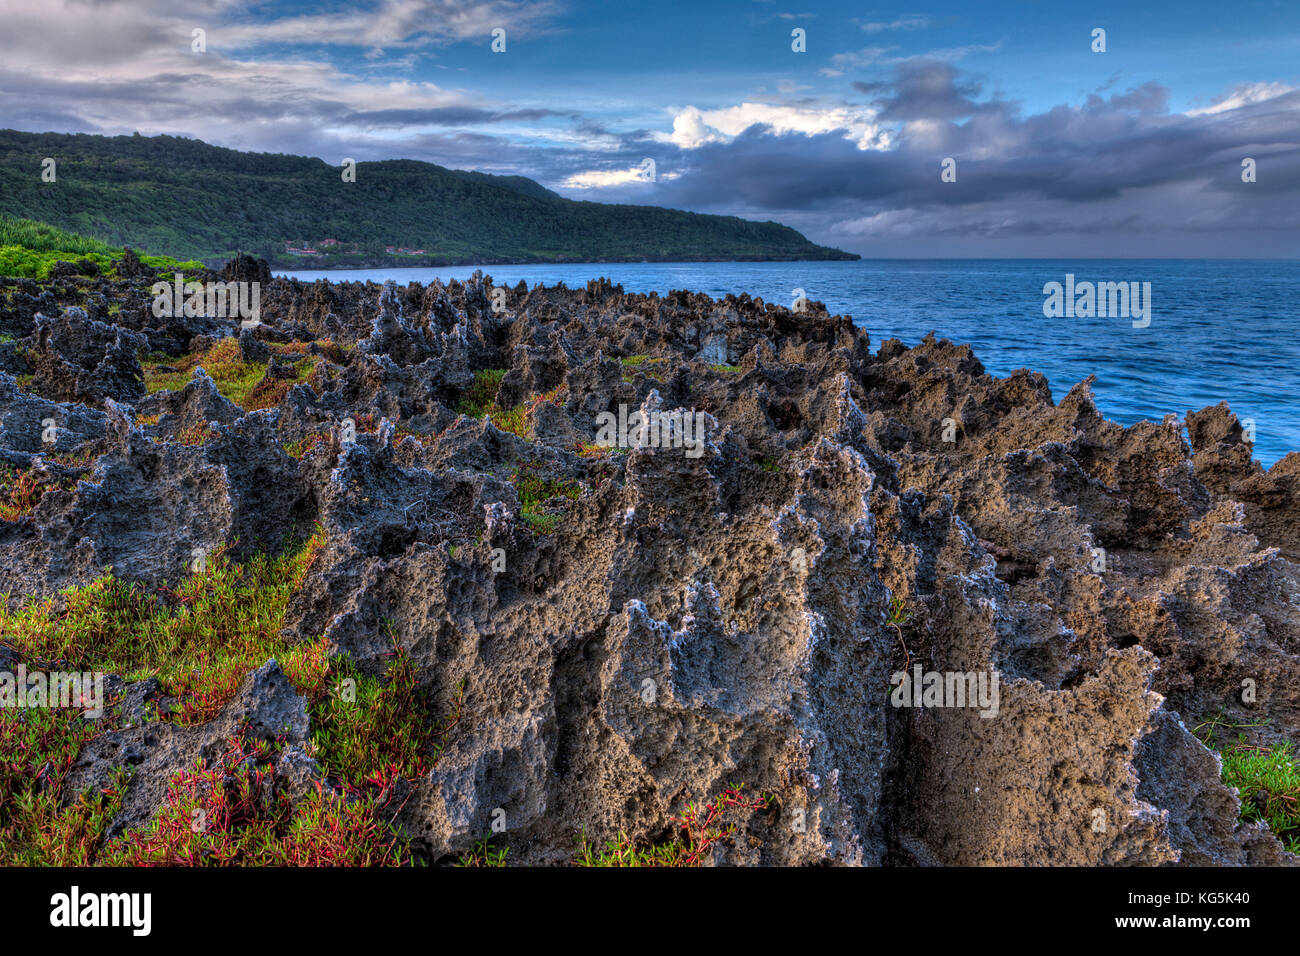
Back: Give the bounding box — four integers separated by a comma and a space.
1, 0, 1298, 256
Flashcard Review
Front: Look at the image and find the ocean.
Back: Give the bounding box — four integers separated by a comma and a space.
278, 260, 1300, 467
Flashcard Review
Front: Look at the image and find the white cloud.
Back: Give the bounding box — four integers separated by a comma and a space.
1185, 82, 1295, 116
859, 16, 933, 34
562, 162, 664, 189
662, 103, 891, 151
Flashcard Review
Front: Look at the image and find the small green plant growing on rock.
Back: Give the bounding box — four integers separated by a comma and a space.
886, 594, 912, 673
309, 630, 463, 787
1220, 739, 1300, 853
457, 369, 506, 418
0, 466, 55, 521
457, 370, 566, 441
282, 432, 329, 460
574, 785, 770, 867
620, 354, 668, 383
174, 422, 219, 447
456, 837, 509, 867
97, 735, 417, 866
1194, 715, 1300, 854
510, 463, 580, 535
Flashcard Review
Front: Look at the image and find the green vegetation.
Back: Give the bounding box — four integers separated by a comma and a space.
575, 786, 770, 866
456, 837, 509, 867
457, 369, 566, 442
0, 212, 201, 279
0, 531, 327, 722
96, 736, 416, 866
143, 337, 319, 410
310, 631, 463, 786
1194, 715, 1300, 854
0, 129, 858, 267
0, 465, 66, 521
0, 700, 120, 864
510, 463, 581, 535
1222, 741, 1300, 853
0, 530, 469, 865
456, 369, 507, 418
886, 595, 910, 628
885, 595, 913, 675
456, 368, 526, 437
621, 354, 669, 383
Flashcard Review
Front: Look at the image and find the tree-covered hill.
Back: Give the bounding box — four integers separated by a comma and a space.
0, 129, 857, 268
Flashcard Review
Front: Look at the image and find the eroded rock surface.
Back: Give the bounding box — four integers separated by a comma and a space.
1, 260, 1296, 865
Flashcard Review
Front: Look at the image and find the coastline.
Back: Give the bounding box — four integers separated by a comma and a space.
1, 255, 1297, 865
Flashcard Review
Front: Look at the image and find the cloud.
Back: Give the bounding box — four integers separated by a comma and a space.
336, 107, 576, 129
859, 15, 933, 33
824, 41, 1000, 75
664, 103, 891, 151
1185, 82, 1296, 116
562, 160, 660, 188
859, 60, 989, 121
0, 0, 1295, 257
1084, 82, 1170, 116
643, 74, 1300, 255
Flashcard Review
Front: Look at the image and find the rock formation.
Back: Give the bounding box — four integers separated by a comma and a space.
1, 258, 1295, 865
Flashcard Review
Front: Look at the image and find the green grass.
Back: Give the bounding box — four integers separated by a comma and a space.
457, 368, 530, 438
309, 631, 463, 787
457, 369, 506, 418
0, 213, 200, 279
456, 369, 567, 442
1222, 740, 1300, 853
1194, 715, 1300, 854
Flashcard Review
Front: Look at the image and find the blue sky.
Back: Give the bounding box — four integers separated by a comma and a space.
2, 0, 1298, 255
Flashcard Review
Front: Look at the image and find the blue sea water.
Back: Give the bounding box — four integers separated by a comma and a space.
279, 260, 1300, 467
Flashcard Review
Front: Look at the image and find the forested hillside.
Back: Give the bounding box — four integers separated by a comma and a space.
0, 129, 857, 267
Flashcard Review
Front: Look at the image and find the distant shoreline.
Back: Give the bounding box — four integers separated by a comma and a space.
242, 252, 861, 272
